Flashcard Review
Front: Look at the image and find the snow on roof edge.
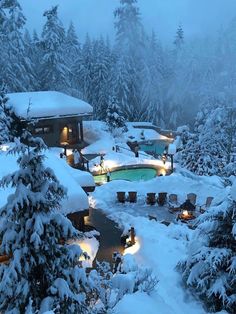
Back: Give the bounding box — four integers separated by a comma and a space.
7, 91, 93, 120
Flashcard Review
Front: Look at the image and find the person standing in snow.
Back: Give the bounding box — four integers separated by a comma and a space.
106, 170, 111, 182
100, 154, 105, 173
73, 149, 80, 167
134, 145, 139, 158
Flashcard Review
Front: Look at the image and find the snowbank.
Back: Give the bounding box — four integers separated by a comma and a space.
89, 151, 171, 173
49, 148, 95, 188
125, 122, 170, 142
82, 120, 115, 154
0, 148, 91, 214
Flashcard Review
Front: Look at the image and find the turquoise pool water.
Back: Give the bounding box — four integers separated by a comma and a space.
139, 140, 168, 155
94, 167, 157, 184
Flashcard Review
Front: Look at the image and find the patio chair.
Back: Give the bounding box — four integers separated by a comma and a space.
117, 192, 126, 203
168, 193, 181, 213
160, 220, 171, 227
148, 214, 157, 221
187, 193, 197, 206
128, 191, 137, 203
199, 196, 214, 213
146, 192, 156, 205
157, 192, 167, 206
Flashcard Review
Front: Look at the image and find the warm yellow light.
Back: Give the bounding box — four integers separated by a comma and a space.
124, 238, 140, 255
104, 159, 118, 170
0, 144, 10, 151
182, 210, 189, 217
160, 169, 166, 176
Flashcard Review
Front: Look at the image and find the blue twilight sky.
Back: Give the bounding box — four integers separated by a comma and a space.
19, 0, 236, 43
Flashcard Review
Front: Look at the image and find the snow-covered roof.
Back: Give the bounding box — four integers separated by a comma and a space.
8, 91, 93, 119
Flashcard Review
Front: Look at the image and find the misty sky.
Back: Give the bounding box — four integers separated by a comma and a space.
19, 0, 236, 43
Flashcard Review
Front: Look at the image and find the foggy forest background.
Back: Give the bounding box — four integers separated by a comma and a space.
1, 0, 236, 129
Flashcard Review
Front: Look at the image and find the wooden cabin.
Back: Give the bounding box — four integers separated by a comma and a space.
8, 91, 93, 148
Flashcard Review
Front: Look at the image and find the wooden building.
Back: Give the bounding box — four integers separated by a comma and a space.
8, 91, 93, 148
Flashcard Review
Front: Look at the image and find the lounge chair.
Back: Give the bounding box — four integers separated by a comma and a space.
128, 191, 137, 203
199, 196, 214, 213
187, 193, 197, 206
146, 192, 156, 205
148, 214, 157, 221
168, 193, 181, 211
117, 192, 126, 203
157, 192, 167, 206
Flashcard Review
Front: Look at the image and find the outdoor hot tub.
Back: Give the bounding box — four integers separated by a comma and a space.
139, 139, 170, 156
93, 166, 158, 184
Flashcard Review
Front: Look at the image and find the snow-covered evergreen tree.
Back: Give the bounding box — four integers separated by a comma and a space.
113, 0, 148, 121
179, 103, 230, 176
0, 83, 23, 143
0, 127, 90, 313
64, 22, 80, 67
178, 190, 236, 313
73, 34, 94, 102
106, 96, 127, 134
40, 6, 70, 91
174, 24, 184, 50
0, 0, 35, 91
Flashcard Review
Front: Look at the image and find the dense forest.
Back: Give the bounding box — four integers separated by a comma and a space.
1, 0, 236, 129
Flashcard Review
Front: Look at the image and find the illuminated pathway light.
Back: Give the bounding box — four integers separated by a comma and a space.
124, 238, 141, 255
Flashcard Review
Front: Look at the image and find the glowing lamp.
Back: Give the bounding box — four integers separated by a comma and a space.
182, 210, 189, 217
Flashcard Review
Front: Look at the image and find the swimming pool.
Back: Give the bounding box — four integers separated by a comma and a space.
139, 140, 169, 155
94, 167, 157, 184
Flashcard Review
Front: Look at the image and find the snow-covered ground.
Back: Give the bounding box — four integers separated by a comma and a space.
82, 120, 170, 155
82, 121, 172, 172
91, 168, 228, 314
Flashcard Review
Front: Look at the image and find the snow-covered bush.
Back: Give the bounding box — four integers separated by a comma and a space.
88, 254, 158, 312
177, 195, 236, 313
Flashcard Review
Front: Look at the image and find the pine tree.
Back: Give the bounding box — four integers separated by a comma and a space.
91, 37, 111, 119
178, 192, 236, 313
114, 0, 145, 56
0, 0, 35, 91
65, 21, 80, 67
113, 0, 147, 121
0, 83, 23, 143
179, 103, 228, 176
106, 96, 127, 134
73, 34, 94, 102
174, 24, 184, 50
40, 6, 70, 91
0, 126, 89, 313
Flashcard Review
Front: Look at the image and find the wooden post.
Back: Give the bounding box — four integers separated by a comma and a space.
170, 154, 174, 173
80, 121, 84, 142
130, 227, 135, 245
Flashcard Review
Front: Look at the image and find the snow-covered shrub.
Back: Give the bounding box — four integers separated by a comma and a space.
177, 195, 236, 313
88, 254, 158, 312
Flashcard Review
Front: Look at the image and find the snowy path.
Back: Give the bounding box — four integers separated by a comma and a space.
86, 208, 124, 265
